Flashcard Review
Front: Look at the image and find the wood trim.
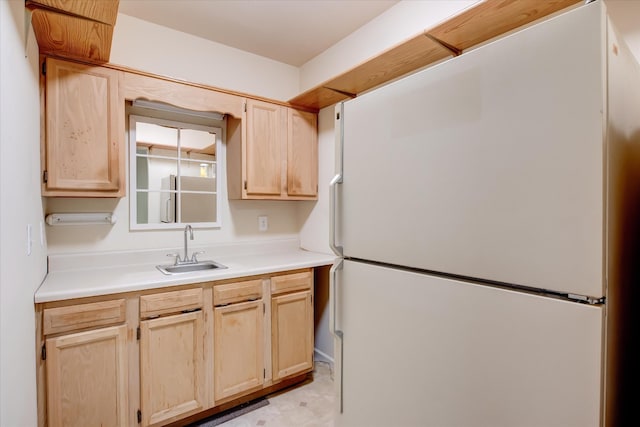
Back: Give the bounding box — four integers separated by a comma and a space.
43, 299, 126, 335
36, 308, 46, 427
126, 297, 141, 427
202, 287, 215, 409
139, 288, 203, 319
123, 71, 244, 118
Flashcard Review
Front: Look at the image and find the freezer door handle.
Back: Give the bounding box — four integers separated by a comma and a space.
330, 259, 344, 413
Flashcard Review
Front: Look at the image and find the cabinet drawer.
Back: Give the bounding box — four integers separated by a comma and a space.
213, 280, 262, 306
140, 288, 203, 318
270, 271, 312, 295
43, 299, 126, 335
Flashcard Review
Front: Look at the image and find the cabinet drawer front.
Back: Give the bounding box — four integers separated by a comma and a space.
271, 271, 312, 295
43, 299, 126, 335
213, 280, 262, 306
140, 288, 203, 319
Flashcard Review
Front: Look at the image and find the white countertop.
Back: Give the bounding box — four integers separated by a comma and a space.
36, 239, 336, 303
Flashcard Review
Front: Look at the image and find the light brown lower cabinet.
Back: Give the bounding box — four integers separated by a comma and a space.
214, 299, 265, 400
271, 290, 314, 381
36, 268, 319, 427
45, 325, 128, 427
140, 311, 206, 426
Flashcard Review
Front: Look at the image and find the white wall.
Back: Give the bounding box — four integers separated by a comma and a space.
0, 2, 48, 425
607, 0, 640, 65
111, 13, 300, 101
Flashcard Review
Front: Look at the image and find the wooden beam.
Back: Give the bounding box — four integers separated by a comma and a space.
26, 0, 119, 25
288, 0, 582, 110
428, 0, 582, 51
31, 9, 114, 63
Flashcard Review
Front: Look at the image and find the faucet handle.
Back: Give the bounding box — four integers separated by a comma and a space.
191, 251, 205, 263
166, 252, 180, 265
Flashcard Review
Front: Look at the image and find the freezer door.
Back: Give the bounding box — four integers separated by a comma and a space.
339, 3, 604, 297
335, 260, 603, 427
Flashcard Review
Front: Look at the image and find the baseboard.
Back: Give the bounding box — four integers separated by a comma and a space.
314, 348, 334, 365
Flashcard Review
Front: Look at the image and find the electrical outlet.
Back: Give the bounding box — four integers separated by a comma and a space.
258, 215, 268, 232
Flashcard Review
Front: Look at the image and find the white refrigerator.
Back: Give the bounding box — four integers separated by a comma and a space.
330, 2, 640, 426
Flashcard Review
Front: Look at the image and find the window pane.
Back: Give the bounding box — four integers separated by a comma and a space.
179, 192, 217, 223
180, 128, 216, 154
137, 191, 175, 224
144, 149, 178, 192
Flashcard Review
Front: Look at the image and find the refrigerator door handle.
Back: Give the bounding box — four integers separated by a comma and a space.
329, 174, 343, 257
330, 259, 344, 413
330, 103, 344, 257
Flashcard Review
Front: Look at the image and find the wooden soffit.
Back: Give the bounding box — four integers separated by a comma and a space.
26, 0, 119, 63
289, 0, 581, 110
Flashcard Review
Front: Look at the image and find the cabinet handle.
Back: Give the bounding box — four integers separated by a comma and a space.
330, 259, 344, 413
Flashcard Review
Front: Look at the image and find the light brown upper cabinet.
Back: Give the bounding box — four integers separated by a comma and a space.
227, 99, 318, 200
42, 57, 125, 197
287, 108, 318, 197
245, 99, 285, 197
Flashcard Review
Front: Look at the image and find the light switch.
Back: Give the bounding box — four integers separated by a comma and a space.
27, 224, 32, 256
258, 215, 268, 232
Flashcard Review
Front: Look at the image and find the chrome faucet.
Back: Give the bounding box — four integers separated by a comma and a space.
166, 224, 204, 265
183, 224, 193, 263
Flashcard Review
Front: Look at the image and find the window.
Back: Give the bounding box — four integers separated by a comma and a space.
129, 108, 223, 230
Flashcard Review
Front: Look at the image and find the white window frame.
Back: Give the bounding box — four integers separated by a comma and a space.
129, 114, 223, 230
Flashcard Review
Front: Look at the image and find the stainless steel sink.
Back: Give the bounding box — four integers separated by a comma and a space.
156, 260, 227, 275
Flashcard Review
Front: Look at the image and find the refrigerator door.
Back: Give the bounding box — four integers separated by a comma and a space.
335, 260, 603, 427
339, 3, 605, 297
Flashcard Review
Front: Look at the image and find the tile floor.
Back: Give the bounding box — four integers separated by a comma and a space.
218, 361, 335, 427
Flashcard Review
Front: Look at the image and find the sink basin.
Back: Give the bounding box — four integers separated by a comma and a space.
156, 260, 227, 275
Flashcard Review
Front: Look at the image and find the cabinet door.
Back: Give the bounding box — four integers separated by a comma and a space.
245, 99, 284, 196
214, 300, 264, 399
140, 311, 205, 426
45, 57, 124, 196
287, 108, 318, 197
46, 325, 128, 427
272, 290, 314, 380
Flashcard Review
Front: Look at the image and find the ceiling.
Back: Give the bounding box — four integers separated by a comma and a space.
118, 0, 399, 67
